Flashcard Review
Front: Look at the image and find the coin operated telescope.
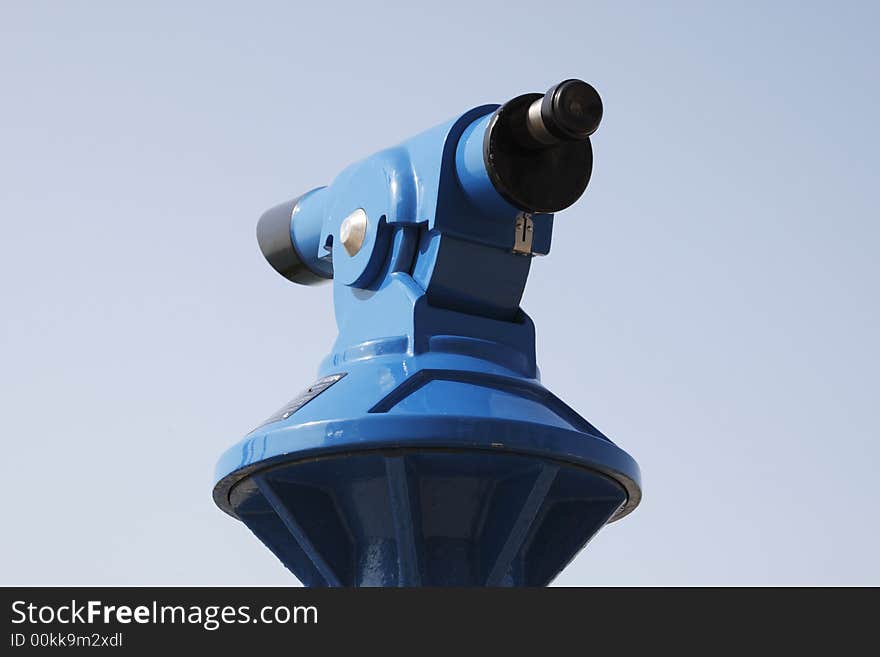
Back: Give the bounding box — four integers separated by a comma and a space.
213, 80, 641, 586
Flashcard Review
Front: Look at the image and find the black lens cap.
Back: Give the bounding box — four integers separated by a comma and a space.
257, 197, 332, 285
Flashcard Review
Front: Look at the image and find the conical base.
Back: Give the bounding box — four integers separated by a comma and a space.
229, 448, 626, 587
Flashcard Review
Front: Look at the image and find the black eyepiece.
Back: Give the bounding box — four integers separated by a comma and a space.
541, 79, 603, 141
481, 79, 601, 213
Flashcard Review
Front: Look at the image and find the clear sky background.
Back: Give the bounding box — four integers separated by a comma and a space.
1, 1, 877, 585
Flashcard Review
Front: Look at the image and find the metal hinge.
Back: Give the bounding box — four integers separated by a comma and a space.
512, 213, 534, 255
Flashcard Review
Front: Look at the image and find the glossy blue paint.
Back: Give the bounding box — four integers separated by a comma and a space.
288, 187, 332, 278
214, 92, 641, 586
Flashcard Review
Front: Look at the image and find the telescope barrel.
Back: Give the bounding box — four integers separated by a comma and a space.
257, 80, 602, 286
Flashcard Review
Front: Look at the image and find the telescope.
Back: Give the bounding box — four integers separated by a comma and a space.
213, 79, 641, 586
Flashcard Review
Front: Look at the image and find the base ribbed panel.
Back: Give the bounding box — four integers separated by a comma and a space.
230, 449, 626, 587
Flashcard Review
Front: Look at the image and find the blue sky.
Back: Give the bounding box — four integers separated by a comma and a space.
1, 1, 877, 584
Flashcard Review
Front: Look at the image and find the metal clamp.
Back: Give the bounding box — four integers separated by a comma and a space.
512, 213, 534, 255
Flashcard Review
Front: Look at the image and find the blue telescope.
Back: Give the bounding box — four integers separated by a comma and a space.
213, 80, 641, 586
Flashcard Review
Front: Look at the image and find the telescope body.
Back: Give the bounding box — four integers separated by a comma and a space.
214, 82, 641, 586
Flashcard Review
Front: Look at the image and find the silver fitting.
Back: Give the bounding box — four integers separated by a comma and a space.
512, 213, 534, 255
